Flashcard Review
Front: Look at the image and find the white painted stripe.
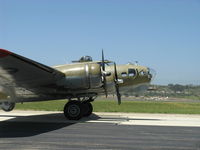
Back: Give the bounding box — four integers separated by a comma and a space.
1, 111, 200, 127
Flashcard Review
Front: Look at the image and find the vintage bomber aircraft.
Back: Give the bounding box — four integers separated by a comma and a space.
0, 49, 155, 120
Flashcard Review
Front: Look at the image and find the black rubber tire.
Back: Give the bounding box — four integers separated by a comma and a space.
64, 101, 83, 120
1, 102, 15, 112
82, 102, 93, 117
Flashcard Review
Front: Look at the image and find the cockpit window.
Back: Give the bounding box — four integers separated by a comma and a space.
121, 72, 127, 77
128, 69, 136, 77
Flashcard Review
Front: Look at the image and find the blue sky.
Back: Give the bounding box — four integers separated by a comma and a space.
0, 0, 200, 85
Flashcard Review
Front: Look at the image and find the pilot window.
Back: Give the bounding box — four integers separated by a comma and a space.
128, 69, 136, 77
121, 72, 127, 77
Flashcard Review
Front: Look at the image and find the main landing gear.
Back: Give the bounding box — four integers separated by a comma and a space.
0, 102, 15, 112
63, 98, 94, 120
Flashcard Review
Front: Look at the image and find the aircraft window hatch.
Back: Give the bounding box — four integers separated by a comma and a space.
128, 69, 136, 77
121, 72, 127, 77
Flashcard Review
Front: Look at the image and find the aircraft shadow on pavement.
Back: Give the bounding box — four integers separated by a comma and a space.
0, 113, 100, 138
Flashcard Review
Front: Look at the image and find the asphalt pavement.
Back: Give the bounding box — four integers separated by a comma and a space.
0, 111, 200, 150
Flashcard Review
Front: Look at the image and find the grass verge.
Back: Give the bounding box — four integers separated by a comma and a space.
15, 100, 200, 114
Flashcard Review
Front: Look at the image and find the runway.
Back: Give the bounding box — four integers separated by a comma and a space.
0, 111, 200, 150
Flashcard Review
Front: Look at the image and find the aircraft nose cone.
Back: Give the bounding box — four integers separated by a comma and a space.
148, 68, 156, 81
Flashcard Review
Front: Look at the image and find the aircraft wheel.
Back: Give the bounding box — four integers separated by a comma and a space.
1, 102, 15, 112
64, 101, 83, 120
82, 102, 93, 117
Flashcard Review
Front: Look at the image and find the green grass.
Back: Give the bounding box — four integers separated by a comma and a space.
15, 100, 200, 114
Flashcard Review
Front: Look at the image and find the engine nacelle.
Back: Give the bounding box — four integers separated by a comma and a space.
58, 63, 102, 89
0, 86, 16, 112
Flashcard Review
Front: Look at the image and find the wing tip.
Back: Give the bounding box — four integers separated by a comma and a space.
0, 48, 12, 58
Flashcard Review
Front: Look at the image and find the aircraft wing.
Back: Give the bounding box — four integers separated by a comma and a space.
0, 49, 66, 101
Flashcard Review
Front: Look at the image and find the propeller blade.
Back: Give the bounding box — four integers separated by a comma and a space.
116, 84, 121, 105
101, 49, 108, 97
102, 49, 105, 71
114, 62, 118, 81
114, 62, 121, 105
103, 77, 108, 97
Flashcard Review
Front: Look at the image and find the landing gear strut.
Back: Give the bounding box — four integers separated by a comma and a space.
63, 99, 94, 120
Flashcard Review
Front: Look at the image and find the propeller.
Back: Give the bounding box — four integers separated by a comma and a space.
101, 50, 121, 104
114, 62, 121, 105
101, 49, 108, 97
